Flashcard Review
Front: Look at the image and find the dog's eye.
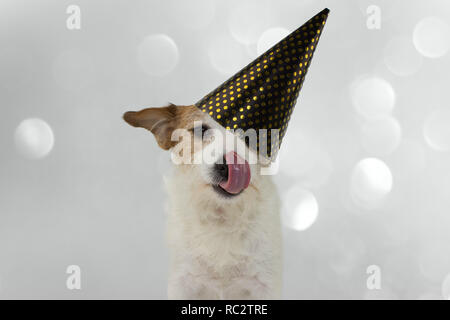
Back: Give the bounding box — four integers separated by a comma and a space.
191, 124, 210, 139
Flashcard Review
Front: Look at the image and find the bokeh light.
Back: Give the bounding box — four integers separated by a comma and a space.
257, 27, 290, 55
383, 36, 423, 76
208, 34, 247, 75
15, 118, 54, 159
360, 115, 402, 156
137, 34, 179, 76
351, 77, 396, 119
413, 17, 450, 59
350, 158, 393, 208
423, 108, 450, 151
228, 0, 270, 45
282, 186, 318, 231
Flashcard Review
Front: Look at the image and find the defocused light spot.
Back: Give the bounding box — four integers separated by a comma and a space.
384, 36, 423, 76
52, 49, 95, 91
137, 34, 179, 76
442, 274, 450, 300
15, 118, 54, 159
282, 186, 318, 231
423, 108, 450, 151
351, 77, 396, 119
361, 115, 402, 156
279, 129, 333, 188
257, 27, 290, 55
170, 0, 215, 30
413, 17, 450, 58
228, 0, 270, 45
208, 35, 247, 75
350, 158, 393, 208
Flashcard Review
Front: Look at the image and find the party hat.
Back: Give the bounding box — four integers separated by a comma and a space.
195, 8, 329, 159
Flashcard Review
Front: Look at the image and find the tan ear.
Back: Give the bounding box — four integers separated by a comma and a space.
123, 104, 179, 150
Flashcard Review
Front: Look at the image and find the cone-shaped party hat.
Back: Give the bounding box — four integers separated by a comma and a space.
195, 8, 329, 159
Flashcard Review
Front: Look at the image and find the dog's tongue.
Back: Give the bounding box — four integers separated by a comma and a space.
219, 151, 251, 194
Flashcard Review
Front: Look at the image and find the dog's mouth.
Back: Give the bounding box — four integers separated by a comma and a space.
212, 184, 243, 198
212, 151, 251, 198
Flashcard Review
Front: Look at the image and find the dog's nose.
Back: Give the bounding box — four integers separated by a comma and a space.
214, 157, 228, 181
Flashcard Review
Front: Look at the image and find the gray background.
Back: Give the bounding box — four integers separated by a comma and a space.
1, 0, 450, 299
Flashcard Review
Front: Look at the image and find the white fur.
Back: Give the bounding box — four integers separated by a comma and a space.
164, 118, 282, 300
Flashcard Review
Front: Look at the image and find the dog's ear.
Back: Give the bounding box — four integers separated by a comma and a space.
123, 104, 179, 150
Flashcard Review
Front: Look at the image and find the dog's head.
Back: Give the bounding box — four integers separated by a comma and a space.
123, 104, 268, 201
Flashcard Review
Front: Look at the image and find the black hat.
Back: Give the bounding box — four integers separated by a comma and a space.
195, 8, 329, 159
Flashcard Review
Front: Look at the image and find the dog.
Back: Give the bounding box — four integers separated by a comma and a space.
123, 104, 282, 299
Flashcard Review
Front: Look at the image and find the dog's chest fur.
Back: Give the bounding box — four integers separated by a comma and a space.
165, 166, 282, 299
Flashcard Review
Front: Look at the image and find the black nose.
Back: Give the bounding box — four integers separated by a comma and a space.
214, 157, 228, 181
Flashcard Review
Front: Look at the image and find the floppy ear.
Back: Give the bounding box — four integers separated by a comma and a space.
123, 104, 179, 150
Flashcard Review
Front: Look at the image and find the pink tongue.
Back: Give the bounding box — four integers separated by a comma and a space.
219, 151, 251, 194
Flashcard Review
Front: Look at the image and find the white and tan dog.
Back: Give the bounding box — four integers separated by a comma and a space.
124, 104, 282, 299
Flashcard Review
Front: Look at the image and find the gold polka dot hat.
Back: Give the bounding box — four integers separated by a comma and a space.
195, 8, 329, 160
